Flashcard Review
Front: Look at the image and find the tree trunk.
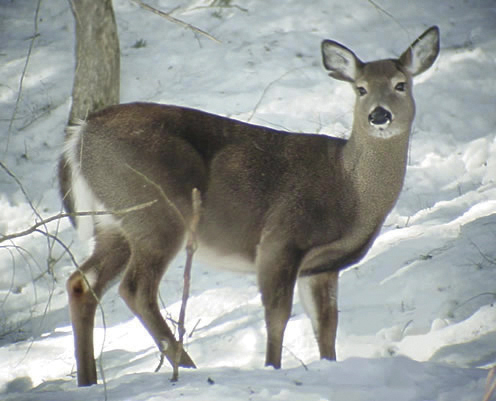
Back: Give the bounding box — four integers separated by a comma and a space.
69, 0, 120, 123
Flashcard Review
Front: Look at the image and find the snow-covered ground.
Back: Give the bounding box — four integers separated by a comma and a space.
1, 0, 496, 400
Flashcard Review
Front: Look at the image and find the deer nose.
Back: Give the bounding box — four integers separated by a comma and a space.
368, 106, 392, 126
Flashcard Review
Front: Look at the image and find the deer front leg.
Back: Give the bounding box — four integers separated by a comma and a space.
297, 270, 338, 360
256, 242, 300, 369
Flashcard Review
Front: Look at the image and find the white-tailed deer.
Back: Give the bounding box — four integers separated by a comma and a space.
60, 26, 440, 386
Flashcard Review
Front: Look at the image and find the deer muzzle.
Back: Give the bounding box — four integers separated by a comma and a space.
368, 106, 392, 127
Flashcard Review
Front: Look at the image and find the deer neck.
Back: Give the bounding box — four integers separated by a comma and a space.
340, 125, 411, 226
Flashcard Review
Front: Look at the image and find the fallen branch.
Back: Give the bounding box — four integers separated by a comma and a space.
131, 0, 220, 44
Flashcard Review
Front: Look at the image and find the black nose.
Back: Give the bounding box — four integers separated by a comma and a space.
368, 107, 392, 126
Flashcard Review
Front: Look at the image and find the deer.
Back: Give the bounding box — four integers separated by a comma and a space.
59, 26, 440, 386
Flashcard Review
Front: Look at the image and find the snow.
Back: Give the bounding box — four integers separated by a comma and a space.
1, 0, 496, 400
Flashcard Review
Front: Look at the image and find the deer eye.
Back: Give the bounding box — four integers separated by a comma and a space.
357, 86, 368, 96
395, 82, 407, 92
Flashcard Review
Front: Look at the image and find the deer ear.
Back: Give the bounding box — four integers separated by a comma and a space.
321, 40, 363, 83
400, 26, 440, 77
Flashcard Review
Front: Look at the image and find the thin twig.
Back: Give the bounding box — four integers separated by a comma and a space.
125, 164, 186, 229
154, 354, 165, 373
0, 160, 56, 274
41, 229, 109, 398
0, 247, 17, 310
284, 346, 308, 371
366, 0, 397, 23
470, 239, 496, 266
18, 230, 59, 364
125, 165, 199, 378
366, 0, 410, 41
131, 0, 220, 44
483, 367, 496, 401
247, 67, 305, 123
5, 0, 42, 153
187, 1, 248, 13
172, 188, 201, 382
0, 161, 47, 236
189, 318, 202, 338
451, 292, 496, 313
182, 189, 201, 331
0, 200, 157, 244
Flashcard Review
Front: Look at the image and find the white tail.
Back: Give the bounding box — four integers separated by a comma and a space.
60, 26, 440, 386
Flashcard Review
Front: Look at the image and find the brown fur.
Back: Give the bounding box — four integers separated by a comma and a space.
61, 26, 440, 386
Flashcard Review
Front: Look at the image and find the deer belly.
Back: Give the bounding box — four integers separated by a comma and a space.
195, 242, 256, 273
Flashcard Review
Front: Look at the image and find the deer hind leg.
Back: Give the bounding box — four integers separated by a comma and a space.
67, 228, 131, 386
256, 242, 300, 369
118, 209, 196, 370
297, 270, 338, 360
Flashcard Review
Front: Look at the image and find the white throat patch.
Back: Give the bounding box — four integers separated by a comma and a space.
369, 126, 402, 139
